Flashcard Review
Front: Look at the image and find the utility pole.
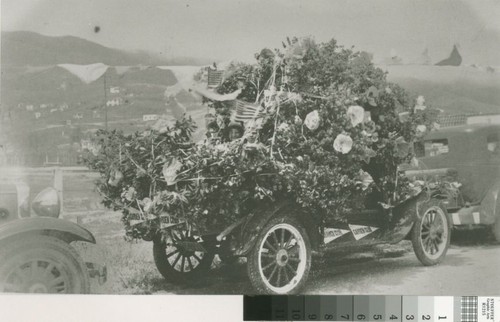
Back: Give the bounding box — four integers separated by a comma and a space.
103, 71, 108, 130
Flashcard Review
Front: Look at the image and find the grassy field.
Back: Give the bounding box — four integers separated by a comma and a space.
70, 211, 161, 294
70, 209, 248, 295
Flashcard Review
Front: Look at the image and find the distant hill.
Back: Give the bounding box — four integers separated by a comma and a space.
1, 31, 209, 66
381, 65, 500, 115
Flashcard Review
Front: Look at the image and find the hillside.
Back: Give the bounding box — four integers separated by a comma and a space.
1, 31, 500, 166
381, 65, 500, 115
1, 31, 209, 66
0, 32, 210, 166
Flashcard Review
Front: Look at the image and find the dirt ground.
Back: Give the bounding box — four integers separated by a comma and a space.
71, 210, 500, 295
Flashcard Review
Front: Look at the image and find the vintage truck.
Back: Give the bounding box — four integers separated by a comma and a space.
152, 186, 450, 294
406, 123, 500, 241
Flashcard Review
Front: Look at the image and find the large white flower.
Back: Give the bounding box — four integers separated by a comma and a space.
121, 186, 137, 202
294, 115, 303, 126
333, 133, 353, 154
357, 170, 374, 191
416, 124, 427, 132
162, 158, 183, 185
416, 124, 427, 137
347, 105, 365, 127
142, 197, 153, 213
304, 110, 320, 131
414, 95, 426, 112
215, 143, 230, 152
416, 95, 425, 106
108, 169, 123, 187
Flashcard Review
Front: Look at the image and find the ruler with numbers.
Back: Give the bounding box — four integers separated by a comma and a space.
243, 295, 500, 321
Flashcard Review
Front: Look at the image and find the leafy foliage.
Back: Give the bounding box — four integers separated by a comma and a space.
84, 37, 438, 239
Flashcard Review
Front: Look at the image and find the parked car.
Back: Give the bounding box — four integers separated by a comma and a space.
406, 123, 500, 241
151, 187, 450, 294
0, 177, 106, 293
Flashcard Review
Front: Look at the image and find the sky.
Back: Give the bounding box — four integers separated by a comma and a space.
1, 0, 500, 64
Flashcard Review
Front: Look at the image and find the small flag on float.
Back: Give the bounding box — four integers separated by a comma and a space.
207, 68, 224, 88
232, 100, 267, 122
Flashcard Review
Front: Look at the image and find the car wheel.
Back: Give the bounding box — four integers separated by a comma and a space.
153, 228, 214, 283
0, 235, 90, 294
247, 215, 311, 294
411, 199, 451, 266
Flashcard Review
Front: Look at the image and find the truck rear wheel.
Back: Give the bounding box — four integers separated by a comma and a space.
153, 229, 214, 283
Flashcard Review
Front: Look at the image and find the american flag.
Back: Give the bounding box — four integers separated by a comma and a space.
232, 100, 267, 122
207, 69, 224, 88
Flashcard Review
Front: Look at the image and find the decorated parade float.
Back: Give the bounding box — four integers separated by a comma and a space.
84, 37, 451, 294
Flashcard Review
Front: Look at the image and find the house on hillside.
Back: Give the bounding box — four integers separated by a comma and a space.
34, 112, 41, 119
50, 108, 58, 113
143, 114, 160, 122
40, 104, 48, 109
59, 103, 69, 111
73, 113, 83, 119
25, 105, 34, 111
80, 139, 100, 154
106, 98, 123, 107
81, 139, 94, 150
110, 87, 120, 94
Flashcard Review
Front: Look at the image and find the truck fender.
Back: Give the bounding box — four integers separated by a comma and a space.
232, 202, 321, 256
0, 217, 96, 245
384, 191, 435, 242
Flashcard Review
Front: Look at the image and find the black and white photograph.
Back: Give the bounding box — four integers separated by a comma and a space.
1, 0, 499, 315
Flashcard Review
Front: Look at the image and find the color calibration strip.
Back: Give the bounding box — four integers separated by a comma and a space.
243, 296, 500, 321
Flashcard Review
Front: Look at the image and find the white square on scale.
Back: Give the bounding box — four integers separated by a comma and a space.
433, 296, 453, 322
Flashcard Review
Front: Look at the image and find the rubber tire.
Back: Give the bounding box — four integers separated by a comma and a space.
0, 235, 90, 294
153, 237, 214, 283
411, 199, 451, 266
247, 215, 312, 295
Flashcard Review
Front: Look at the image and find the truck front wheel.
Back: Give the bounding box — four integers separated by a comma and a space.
411, 200, 451, 266
247, 215, 311, 294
